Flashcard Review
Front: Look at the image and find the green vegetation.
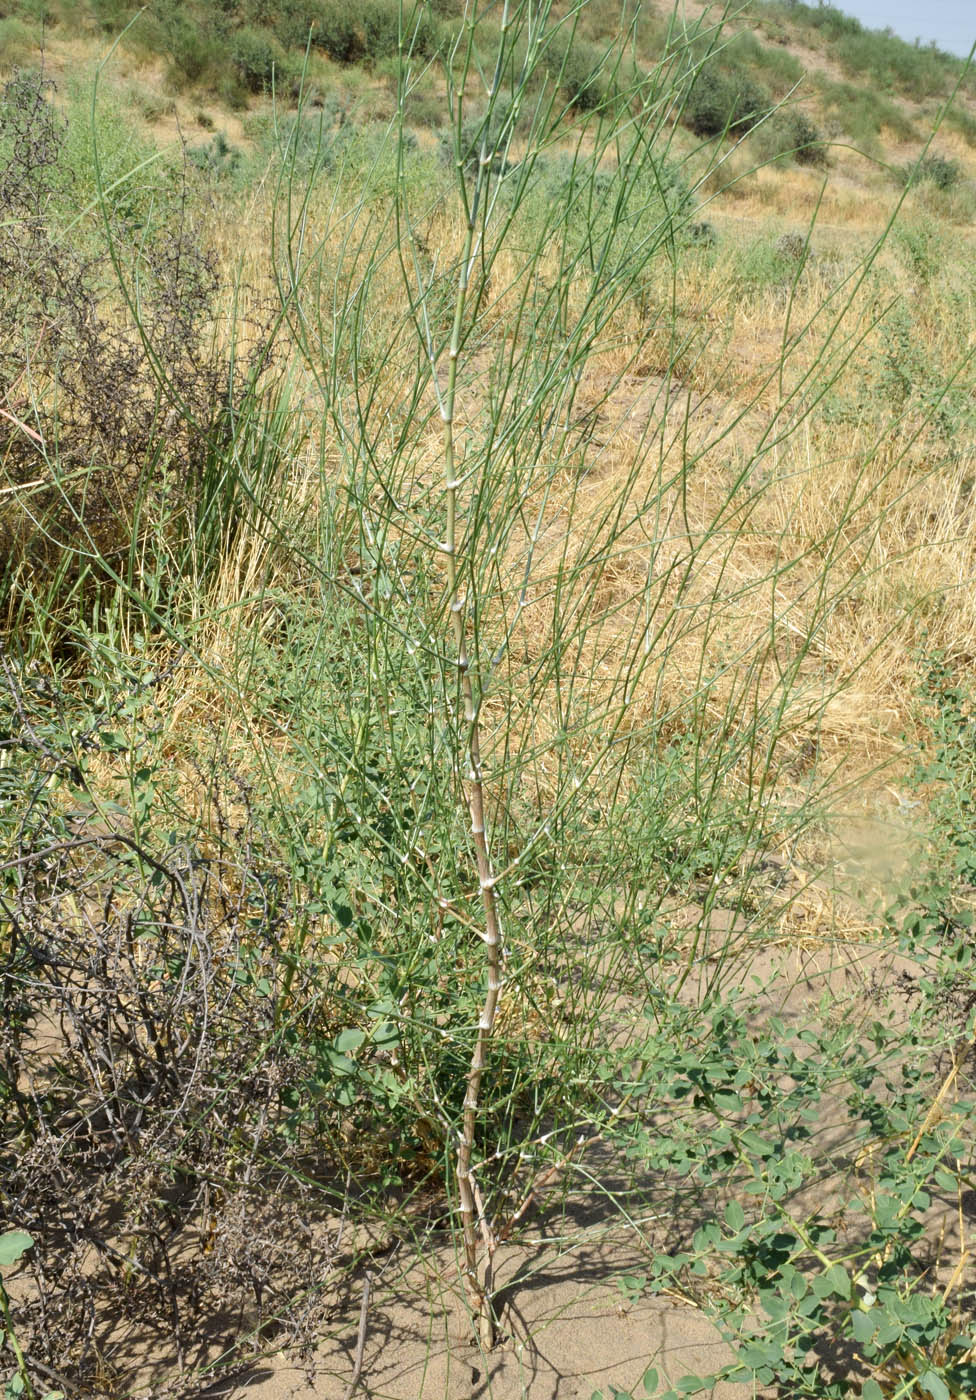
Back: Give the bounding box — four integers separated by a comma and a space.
815, 74, 917, 148
756, 0, 974, 98
682, 61, 770, 137
0, 2, 975, 1397
754, 105, 827, 165
0, 0, 972, 149
901, 152, 963, 191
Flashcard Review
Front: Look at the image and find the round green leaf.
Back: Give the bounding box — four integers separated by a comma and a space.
813, 1263, 850, 1300
0, 1231, 33, 1270
918, 1372, 950, 1400
724, 1201, 745, 1231
852, 1309, 876, 1345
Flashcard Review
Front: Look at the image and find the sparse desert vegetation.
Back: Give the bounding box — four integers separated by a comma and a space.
1, 2, 975, 1397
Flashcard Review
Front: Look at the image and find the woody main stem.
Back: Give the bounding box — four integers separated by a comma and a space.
438, 64, 508, 1350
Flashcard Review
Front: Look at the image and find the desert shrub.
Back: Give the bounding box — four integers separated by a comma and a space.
0, 0, 59, 22
4, 7, 976, 1397
593, 930, 976, 1400
0, 662, 355, 1392
683, 62, 769, 138
895, 657, 976, 970
893, 220, 942, 283
902, 152, 962, 192
133, 85, 175, 121
835, 28, 961, 102
361, 0, 438, 61
524, 149, 694, 262
775, 0, 864, 42
0, 70, 272, 614
546, 29, 614, 111
188, 128, 242, 180
89, 0, 131, 32
775, 230, 811, 263
686, 219, 717, 248
868, 290, 974, 438
163, 13, 223, 86
310, 0, 363, 62
231, 24, 289, 92
264, 0, 332, 49
59, 73, 175, 229
252, 107, 431, 203
760, 0, 971, 97
406, 84, 448, 128
945, 104, 976, 148
440, 99, 520, 173
755, 107, 827, 166
731, 233, 809, 293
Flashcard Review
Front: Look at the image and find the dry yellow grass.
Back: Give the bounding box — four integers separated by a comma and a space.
108, 152, 973, 881
8, 19, 970, 944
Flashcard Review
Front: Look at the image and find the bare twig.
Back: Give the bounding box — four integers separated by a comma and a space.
341, 1271, 372, 1400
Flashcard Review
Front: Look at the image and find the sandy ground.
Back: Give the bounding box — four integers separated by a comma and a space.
192, 933, 936, 1400
200, 1261, 740, 1400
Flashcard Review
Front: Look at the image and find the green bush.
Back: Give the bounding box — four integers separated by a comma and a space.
775, 0, 864, 42
90, 0, 133, 33
61, 73, 176, 230
310, 0, 363, 62
188, 128, 242, 181
547, 30, 613, 112
441, 100, 520, 174
361, 0, 438, 61
902, 152, 962, 192
231, 24, 289, 93
250, 102, 347, 178
0, 0, 58, 22
945, 104, 976, 148
527, 149, 694, 254
755, 108, 827, 167
835, 28, 961, 102
731, 235, 809, 293
164, 14, 223, 86
683, 63, 769, 139
264, 0, 331, 50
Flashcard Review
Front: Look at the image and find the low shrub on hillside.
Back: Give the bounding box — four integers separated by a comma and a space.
835, 28, 964, 102
361, 0, 440, 61
231, 24, 290, 94
945, 105, 976, 148
901, 152, 962, 192
753, 107, 827, 166
187, 128, 243, 181
311, 0, 364, 62
546, 29, 616, 111
683, 62, 769, 138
